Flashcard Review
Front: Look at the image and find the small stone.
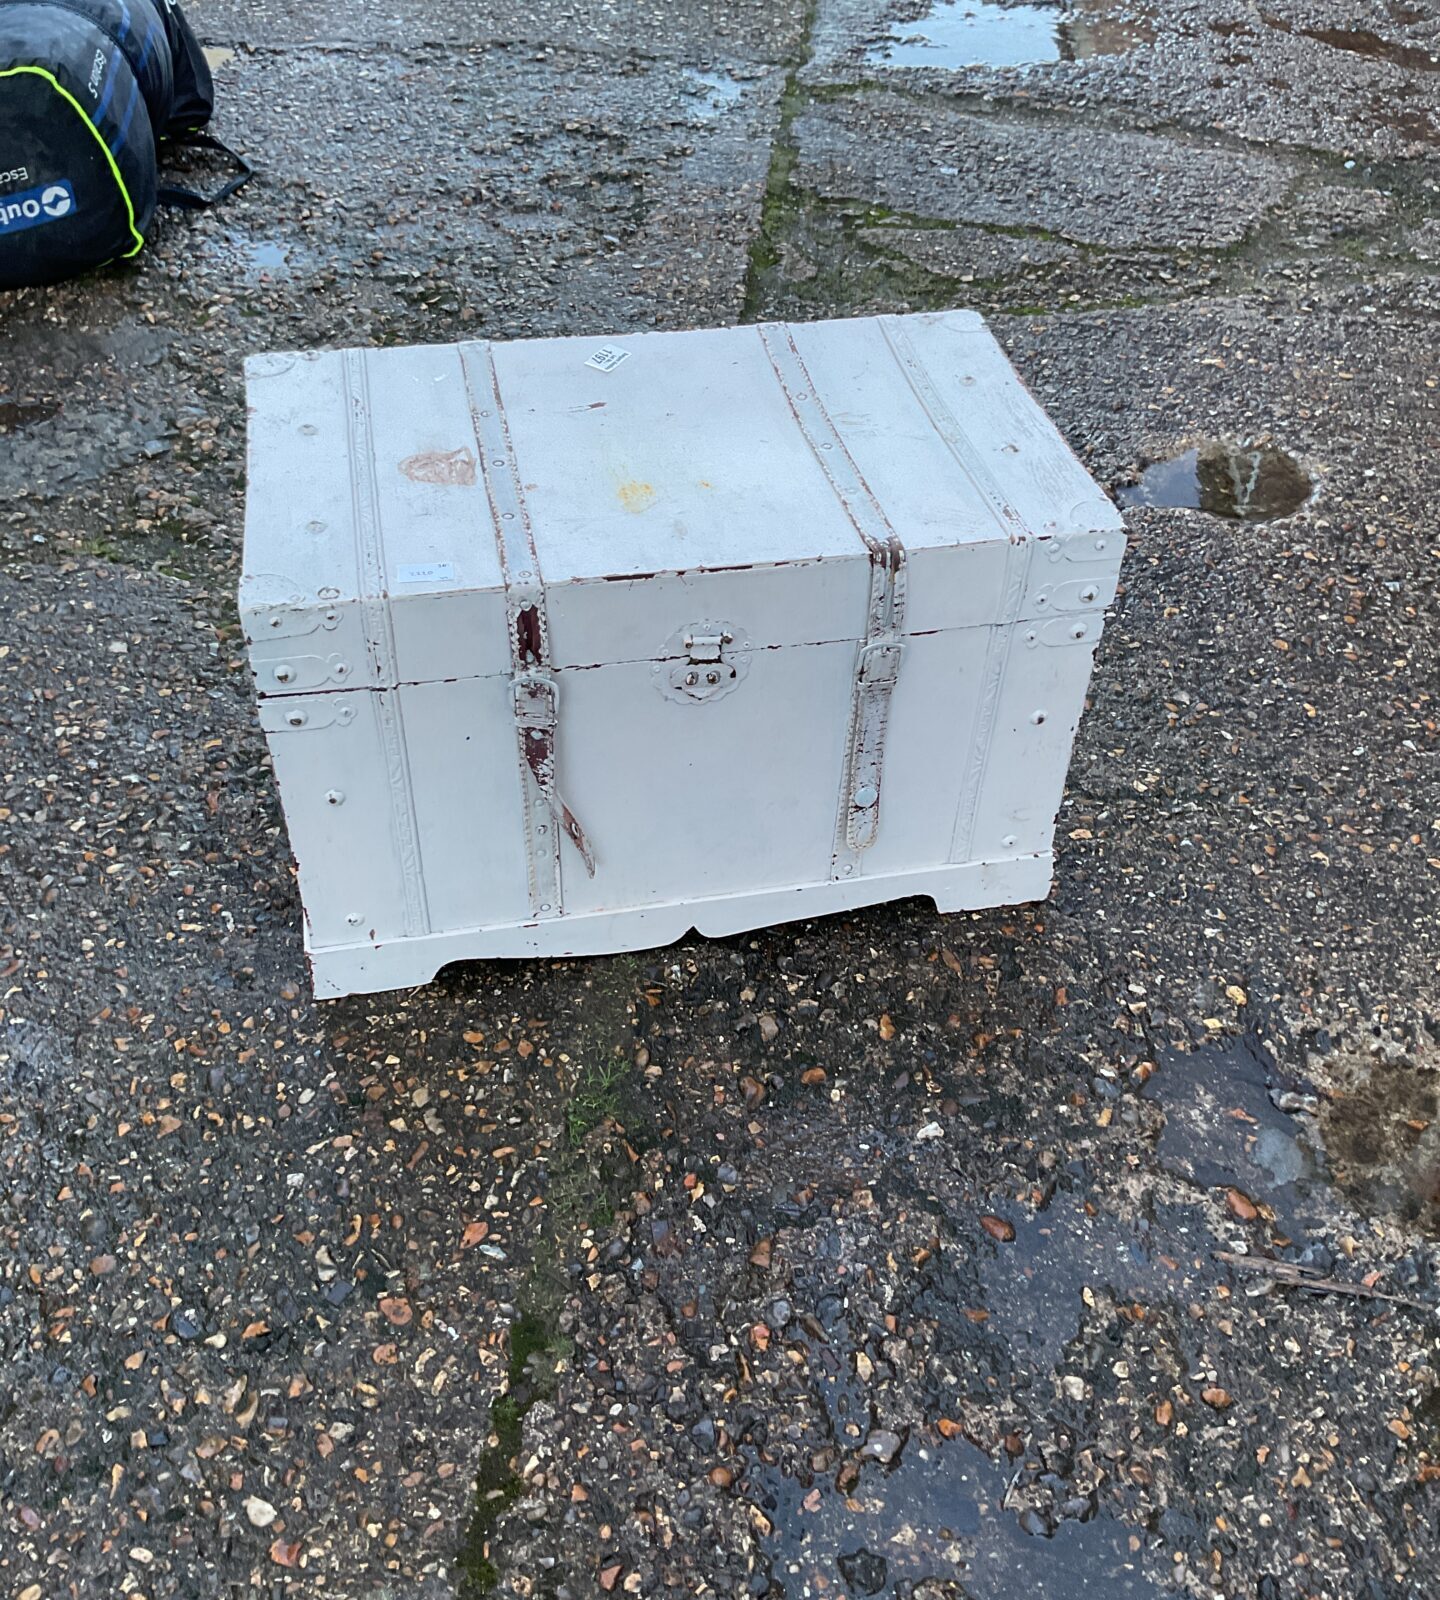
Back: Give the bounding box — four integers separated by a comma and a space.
861, 1428, 902, 1464
838, 1548, 888, 1595
1061, 1376, 1087, 1402
142, 439, 170, 458
245, 1495, 278, 1528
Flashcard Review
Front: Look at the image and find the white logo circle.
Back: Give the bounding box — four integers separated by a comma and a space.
41, 185, 72, 218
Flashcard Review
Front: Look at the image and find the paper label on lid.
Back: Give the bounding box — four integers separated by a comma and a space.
395, 562, 455, 585
585, 345, 631, 373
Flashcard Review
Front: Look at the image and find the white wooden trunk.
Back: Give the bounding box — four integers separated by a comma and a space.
241, 312, 1124, 999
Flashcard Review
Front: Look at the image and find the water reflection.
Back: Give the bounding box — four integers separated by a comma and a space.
865, 0, 1154, 70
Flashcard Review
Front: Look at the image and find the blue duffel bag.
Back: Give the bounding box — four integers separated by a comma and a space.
0, 0, 249, 288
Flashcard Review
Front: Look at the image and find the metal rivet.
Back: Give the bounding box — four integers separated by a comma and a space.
308, 520, 326, 534
529, 729, 543, 740
1071, 624, 1087, 640
1031, 711, 1047, 725
536, 824, 548, 836
1002, 834, 1017, 848
299, 423, 318, 436
841, 863, 854, 876
853, 783, 878, 807
286, 711, 306, 727
326, 790, 345, 806
345, 912, 362, 925
274, 664, 295, 683
540, 902, 552, 912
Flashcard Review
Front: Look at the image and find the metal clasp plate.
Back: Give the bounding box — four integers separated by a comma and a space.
654, 620, 751, 706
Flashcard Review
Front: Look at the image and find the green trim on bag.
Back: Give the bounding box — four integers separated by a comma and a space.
0, 64, 145, 258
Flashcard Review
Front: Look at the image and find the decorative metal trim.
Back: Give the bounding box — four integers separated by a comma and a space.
343, 348, 431, 939
949, 534, 1035, 864
877, 315, 1025, 540
874, 317, 1046, 868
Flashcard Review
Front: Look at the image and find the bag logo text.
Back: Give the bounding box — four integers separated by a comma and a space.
0, 179, 77, 234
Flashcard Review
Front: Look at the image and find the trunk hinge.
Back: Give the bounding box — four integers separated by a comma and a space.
758, 323, 909, 880
461, 343, 595, 919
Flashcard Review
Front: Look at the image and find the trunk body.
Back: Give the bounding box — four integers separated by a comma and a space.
241, 312, 1124, 998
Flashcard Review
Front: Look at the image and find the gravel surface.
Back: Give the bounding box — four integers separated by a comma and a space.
1, 0, 1438, 1597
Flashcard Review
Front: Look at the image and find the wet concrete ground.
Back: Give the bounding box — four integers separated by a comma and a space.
1, 0, 1438, 1596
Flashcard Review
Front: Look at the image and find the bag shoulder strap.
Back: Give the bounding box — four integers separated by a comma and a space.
158, 132, 252, 210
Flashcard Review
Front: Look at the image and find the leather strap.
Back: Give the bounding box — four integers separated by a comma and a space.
460, 342, 595, 918
758, 323, 908, 880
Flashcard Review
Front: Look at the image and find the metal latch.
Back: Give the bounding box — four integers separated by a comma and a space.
656, 620, 750, 705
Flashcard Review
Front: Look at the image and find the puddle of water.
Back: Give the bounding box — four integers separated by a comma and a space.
681, 68, 747, 116
0, 399, 61, 432
1146, 1037, 1327, 1241
755, 1432, 1161, 1596
203, 47, 235, 70
1117, 441, 1311, 521
976, 1193, 1201, 1369
865, 0, 1152, 70
246, 241, 290, 278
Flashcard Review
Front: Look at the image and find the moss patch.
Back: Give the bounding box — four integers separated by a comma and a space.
456, 1310, 565, 1595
